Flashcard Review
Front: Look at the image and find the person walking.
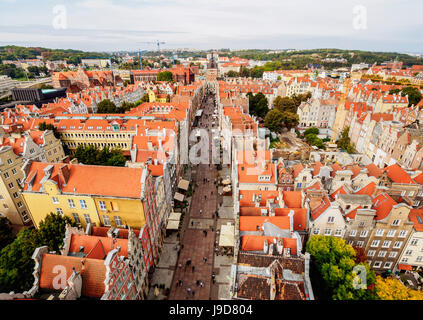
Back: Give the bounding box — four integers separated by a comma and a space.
187, 287, 191, 295
203, 257, 207, 263
192, 266, 195, 272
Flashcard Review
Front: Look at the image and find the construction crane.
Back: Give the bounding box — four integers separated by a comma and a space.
138, 40, 166, 67
138, 50, 148, 70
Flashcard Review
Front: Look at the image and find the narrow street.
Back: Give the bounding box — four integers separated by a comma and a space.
168, 93, 219, 300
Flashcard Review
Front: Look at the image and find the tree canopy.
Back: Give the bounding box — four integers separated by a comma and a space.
401, 86, 422, 107
74, 145, 126, 167
247, 92, 269, 119
0, 213, 75, 293
38, 122, 60, 139
375, 276, 423, 300
336, 127, 355, 153
306, 235, 376, 300
0, 217, 15, 251
157, 71, 173, 82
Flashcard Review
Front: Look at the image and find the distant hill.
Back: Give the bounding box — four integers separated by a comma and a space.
0, 45, 108, 65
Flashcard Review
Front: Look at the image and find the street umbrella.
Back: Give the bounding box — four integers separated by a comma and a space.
222, 179, 231, 185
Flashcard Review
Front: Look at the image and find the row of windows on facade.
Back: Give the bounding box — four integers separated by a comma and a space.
326, 215, 406, 227
64, 141, 128, 149
68, 211, 124, 227
52, 198, 119, 211
313, 228, 408, 240
61, 132, 132, 139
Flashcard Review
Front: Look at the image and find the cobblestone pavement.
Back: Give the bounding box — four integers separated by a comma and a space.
169, 94, 219, 300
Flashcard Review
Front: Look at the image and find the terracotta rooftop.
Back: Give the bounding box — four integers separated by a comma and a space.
39, 253, 106, 298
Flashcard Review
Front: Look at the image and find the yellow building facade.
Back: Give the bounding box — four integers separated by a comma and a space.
21, 162, 148, 229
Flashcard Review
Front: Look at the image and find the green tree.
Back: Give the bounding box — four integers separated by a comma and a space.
305, 133, 326, 149
157, 71, 173, 82
306, 235, 376, 300
118, 101, 134, 113
247, 92, 269, 119
74, 145, 126, 167
107, 149, 127, 167
38, 122, 60, 139
291, 92, 312, 108
97, 99, 118, 113
280, 111, 299, 129
304, 127, 319, 136
226, 70, 238, 77
273, 96, 297, 113
0, 228, 39, 292
0, 217, 15, 250
336, 127, 355, 153
401, 86, 422, 107
264, 110, 285, 133
36, 212, 75, 252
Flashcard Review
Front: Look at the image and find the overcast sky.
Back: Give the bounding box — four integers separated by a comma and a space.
0, 0, 422, 53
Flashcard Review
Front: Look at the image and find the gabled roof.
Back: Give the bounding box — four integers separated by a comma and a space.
23, 162, 145, 199
274, 208, 307, 231
241, 236, 297, 255
239, 216, 290, 231
383, 163, 415, 184
282, 191, 302, 208
365, 163, 383, 178
69, 234, 129, 257
312, 162, 323, 176
372, 193, 397, 220
331, 186, 348, 200
355, 182, 376, 196
409, 209, 423, 232
291, 163, 304, 178
39, 253, 106, 298
413, 172, 423, 185
311, 195, 331, 220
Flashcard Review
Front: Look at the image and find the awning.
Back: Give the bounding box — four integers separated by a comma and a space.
169, 211, 181, 221
223, 186, 232, 193
219, 223, 234, 247
398, 264, 412, 271
174, 192, 185, 202
178, 179, 190, 191
166, 219, 180, 230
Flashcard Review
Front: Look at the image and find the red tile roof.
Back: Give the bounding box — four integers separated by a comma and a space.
372, 193, 397, 220
282, 191, 302, 208
409, 209, 423, 232
24, 162, 145, 199
331, 186, 348, 200
274, 208, 307, 231
355, 182, 376, 196
241, 236, 297, 255
413, 172, 423, 185
384, 164, 415, 184
365, 163, 383, 178
311, 195, 331, 220
239, 216, 290, 231
69, 234, 129, 257
39, 253, 106, 298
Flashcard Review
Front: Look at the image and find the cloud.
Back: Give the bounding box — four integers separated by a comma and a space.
0, 0, 422, 51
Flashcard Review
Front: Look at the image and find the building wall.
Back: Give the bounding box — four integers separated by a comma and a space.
365, 205, 413, 271
0, 147, 29, 224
